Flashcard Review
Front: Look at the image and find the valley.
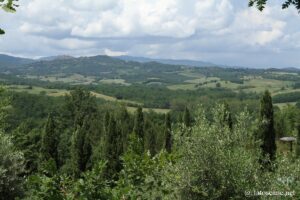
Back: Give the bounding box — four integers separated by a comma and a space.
0, 54, 299, 112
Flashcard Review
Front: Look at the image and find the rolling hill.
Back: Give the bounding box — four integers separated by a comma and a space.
0, 54, 35, 68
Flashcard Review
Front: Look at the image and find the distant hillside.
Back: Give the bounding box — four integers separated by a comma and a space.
38, 55, 74, 61
116, 56, 217, 67
0, 54, 299, 102
0, 54, 34, 67
17, 55, 183, 78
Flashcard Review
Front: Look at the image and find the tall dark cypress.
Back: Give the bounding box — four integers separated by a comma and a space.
296, 124, 300, 158
144, 119, 157, 156
105, 115, 121, 179
259, 90, 276, 163
164, 113, 172, 153
118, 107, 131, 153
41, 113, 59, 167
134, 107, 144, 139
71, 118, 92, 177
183, 107, 192, 127
65, 87, 97, 128
223, 103, 233, 130
104, 112, 110, 134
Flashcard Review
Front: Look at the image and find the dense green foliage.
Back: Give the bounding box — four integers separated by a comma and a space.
273, 92, 300, 103
275, 105, 299, 138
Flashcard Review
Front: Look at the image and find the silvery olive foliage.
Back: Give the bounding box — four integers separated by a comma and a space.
170, 104, 268, 199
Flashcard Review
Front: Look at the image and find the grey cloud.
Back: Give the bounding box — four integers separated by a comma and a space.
0, 0, 300, 68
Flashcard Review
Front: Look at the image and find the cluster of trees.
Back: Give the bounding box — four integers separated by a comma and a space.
273, 91, 300, 104
0, 87, 300, 199
0, 87, 181, 199
275, 104, 300, 138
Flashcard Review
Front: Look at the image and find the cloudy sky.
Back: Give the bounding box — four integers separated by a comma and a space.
1, 0, 300, 68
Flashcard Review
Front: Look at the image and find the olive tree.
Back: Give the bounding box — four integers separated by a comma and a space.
171, 104, 268, 199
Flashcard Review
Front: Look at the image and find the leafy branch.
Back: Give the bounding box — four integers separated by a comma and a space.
249, 0, 300, 12
0, 0, 18, 35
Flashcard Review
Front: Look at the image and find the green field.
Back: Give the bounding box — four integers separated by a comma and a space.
167, 83, 197, 90
274, 102, 297, 109
5, 85, 170, 114
6, 85, 69, 95
99, 78, 130, 86
184, 77, 220, 84
26, 74, 96, 85
167, 75, 299, 97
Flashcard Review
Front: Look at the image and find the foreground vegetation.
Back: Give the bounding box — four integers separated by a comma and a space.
0, 55, 299, 199
0, 86, 299, 199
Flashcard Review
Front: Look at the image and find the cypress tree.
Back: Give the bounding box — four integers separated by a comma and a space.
134, 107, 144, 139
71, 118, 92, 177
223, 103, 233, 130
165, 113, 172, 153
65, 87, 97, 127
183, 107, 192, 127
104, 115, 122, 179
259, 90, 276, 163
144, 119, 157, 156
117, 107, 131, 153
296, 124, 300, 158
41, 113, 59, 168
104, 112, 110, 134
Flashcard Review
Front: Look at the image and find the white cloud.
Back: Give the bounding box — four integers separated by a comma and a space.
230, 8, 286, 46
195, 0, 234, 31
51, 38, 95, 50
70, 0, 120, 11
104, 48, 127, 56
71, 0, 198, 38
1, 0, 300, 67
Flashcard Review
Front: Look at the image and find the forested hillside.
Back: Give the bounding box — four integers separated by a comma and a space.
0, 54, 299, 199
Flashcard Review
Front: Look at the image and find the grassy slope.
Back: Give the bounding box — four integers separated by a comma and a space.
5, 85, 170, 114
